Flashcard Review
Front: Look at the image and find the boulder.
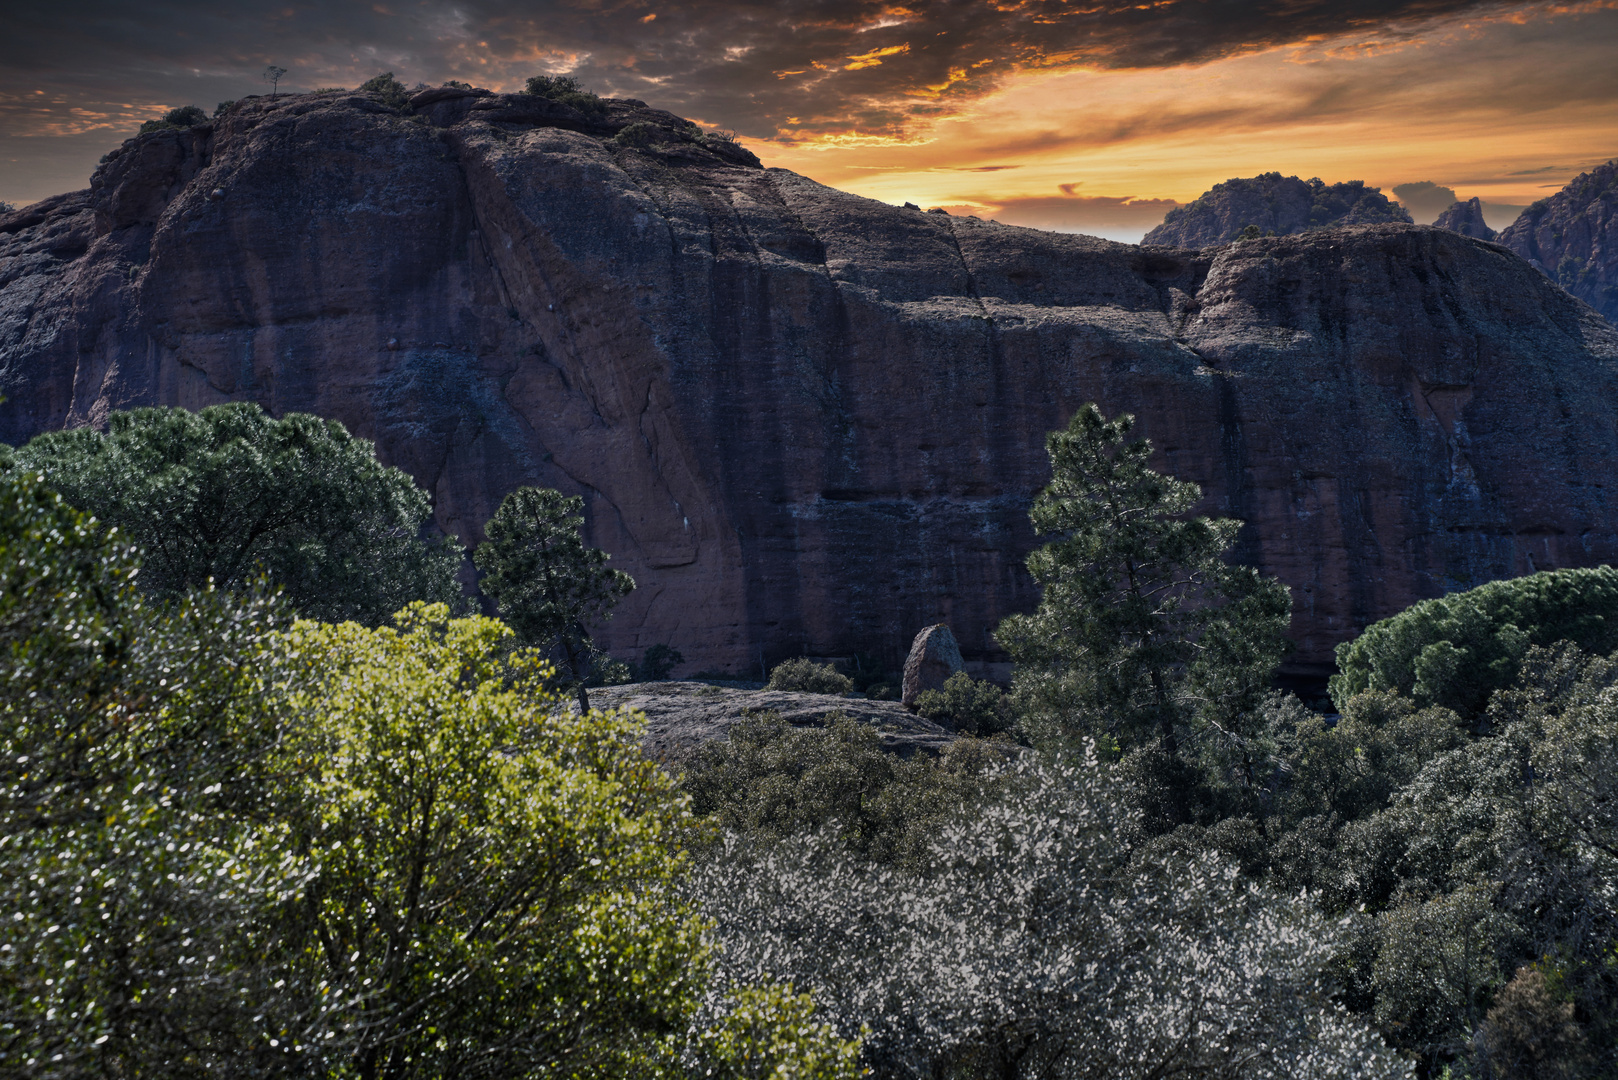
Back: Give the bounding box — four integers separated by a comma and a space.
902, 625, 965, 709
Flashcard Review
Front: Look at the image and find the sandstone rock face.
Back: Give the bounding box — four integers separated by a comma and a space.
1143, 174, 1412, 248
1433, 198, 1497, 242
1498, 159, 1618, 327
3, 91, 1618, 681
902, 625, 965, 708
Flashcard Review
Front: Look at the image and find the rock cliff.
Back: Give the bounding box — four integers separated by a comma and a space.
1433, 197, 1497, 241
1498, 158, 1618, 327
3, 88, 1617, 680
1143, 173, 1412, 248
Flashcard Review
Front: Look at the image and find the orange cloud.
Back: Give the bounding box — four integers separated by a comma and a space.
844, 43, 910, 70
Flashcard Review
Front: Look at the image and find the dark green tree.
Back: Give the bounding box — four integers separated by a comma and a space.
473, 486, 634, 712
9, 402, 463, 625
1329, 565, 1618, 719
262, 65, 287, 99
997, 404, 1291, 791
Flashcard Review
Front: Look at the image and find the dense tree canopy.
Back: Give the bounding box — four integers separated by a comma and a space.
1, 467, 855, 1079
1329, 566, 1618, 718
9, 403, 463, 624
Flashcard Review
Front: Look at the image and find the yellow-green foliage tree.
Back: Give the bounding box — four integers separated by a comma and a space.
277, 604, 709, 1078
2, 462, 859, 1079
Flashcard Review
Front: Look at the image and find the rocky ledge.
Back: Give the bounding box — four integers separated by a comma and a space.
590, 681, 954, 762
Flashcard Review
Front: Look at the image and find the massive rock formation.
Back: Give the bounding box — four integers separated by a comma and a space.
1143, 174, 1412, 248
1499, 159, 1618, 327
3, 88, 1617, 681
1433, 197, 1497, 241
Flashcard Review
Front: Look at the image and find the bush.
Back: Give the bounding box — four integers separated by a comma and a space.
1329, 567, 1618, 718
524, 74, 608, 118
138, 104, 208, 133
681, 711, 1002, 866
692, 751, 1412, 1078
636, 642, 685, 681
768, 657, 853, 695
913, 671, 1013, 735
615, 121, 667, 148
358, 71, 411, 108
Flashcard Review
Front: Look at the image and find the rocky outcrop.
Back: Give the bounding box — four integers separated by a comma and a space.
3, 90, 1618, 682
1143, 174, 1412, 248
902, 624, 964, 708
590, 681, 954, 761
1433, 197, 1496, 241
1498, 159, 1618, 327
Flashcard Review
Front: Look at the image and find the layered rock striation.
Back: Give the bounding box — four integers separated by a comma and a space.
1143, 173, 1412, 248
3, 88, 1617, 679
1499, 158, 1618, 327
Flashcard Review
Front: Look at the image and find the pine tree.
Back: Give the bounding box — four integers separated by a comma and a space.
473, 487, 634, 712
997, 404, 1291, 785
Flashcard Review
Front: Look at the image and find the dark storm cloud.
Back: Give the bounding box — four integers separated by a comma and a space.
0, 0, 1538, 144
1393, 180, 1460, 222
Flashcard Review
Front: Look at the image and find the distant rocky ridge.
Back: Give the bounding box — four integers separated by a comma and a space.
1499, 159, 1618, 327
3, 88, 1618, 681
1143, 174, 1412, 247
1432, 197, 1496, 241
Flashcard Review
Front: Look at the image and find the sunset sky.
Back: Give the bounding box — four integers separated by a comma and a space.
3, 0, 1615, 241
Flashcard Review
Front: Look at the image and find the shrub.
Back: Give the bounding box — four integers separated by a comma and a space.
1328, 566, 1618, 717
680, 711, 1002, 866
358, 71, 410, 108
913, 671, 1013, 735
692, 750, 1412, 1078
636, 642, 685, 681
615, 121, 667, 148
138, 104, 208, 133
524, 73, 608, 118
768, 657, 853, 695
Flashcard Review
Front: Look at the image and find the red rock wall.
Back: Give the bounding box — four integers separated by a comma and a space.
3, 90, 1616, 678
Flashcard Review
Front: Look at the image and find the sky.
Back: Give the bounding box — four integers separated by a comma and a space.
2, 1, 1615, 241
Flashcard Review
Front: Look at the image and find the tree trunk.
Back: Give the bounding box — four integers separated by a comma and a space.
561, 634, 590, 714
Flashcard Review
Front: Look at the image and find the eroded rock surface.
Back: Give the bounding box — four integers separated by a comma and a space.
1433, 198, 1497, 242
1499, 159, 1618, 327
1143, 173, 1412, 247
590, 681, 953, 762
3, 90, 1618, 680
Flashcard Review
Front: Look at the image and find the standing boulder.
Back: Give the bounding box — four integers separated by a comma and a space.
902, 625, 964, 710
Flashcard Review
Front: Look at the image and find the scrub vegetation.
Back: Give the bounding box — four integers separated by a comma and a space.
6, 399, 1618, 1078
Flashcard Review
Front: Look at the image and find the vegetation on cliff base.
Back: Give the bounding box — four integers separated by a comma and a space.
8, 402, 464, 625
0, 466, 859, 1078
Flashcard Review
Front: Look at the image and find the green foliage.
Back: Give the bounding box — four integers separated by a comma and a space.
996, 402, 1292, 774
1, 468, 300, 1077
913, 671, 1013, 736
138, 104, 208, 133
214, 99, 236, 117
473, 486, 635, 711
10, 402, 463, 625
358, 71, 410, 108
524, 74, 608, 118
685, 983, 865, 1080
616, 121, 668, 149
766, 658, 852, 695
680, 712, 1001, 867
277, 604, 710, 1078
1328, 566, 1618, 717
637, 643, 686, 681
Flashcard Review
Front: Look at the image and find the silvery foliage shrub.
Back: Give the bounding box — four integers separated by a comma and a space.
691, 747, 1411, 1079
